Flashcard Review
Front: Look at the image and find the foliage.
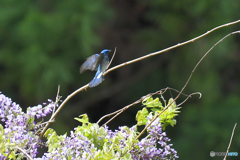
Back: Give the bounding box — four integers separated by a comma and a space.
138, 96, 181, 130
0, 92, 179, 159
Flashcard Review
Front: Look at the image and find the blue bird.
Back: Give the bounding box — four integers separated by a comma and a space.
80, 49, 111, 88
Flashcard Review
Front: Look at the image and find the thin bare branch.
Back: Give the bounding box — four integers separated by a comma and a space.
99, 87, 201, 126
39, 84, 89, 139
4, 151, 12, 160
52, 85, 61, 115
105, 47, 117, 71
165, 87, 190, 97
35, 120, 55, 128
105, 20, 240, 74
177, 92, 202, 107
98, 95, 150, 126
98, 88, 169, 125
103, 102, 138, 127
136, 31, 240, 140
15, 146, 33, 160
223, 123, 237, 160
97, 108, 122, 124
56, 85, 61, 101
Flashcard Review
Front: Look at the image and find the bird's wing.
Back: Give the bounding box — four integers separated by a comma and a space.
80, 54, 101, 73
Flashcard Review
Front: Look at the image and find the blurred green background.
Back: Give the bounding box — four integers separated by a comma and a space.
0, 0, 240, 159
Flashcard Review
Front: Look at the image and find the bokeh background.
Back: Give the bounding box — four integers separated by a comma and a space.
0, 0, 240, 159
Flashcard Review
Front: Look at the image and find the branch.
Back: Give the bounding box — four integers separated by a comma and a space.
52, 85, 61, 116
177, 92, 202, 107
105, 20, 240, 74
98, 88, 171, 125
136, 30, 240, 140
97, 87, 199, 125
223, 123, 237, 160
97, 108, 122, 124
4, 151, 12, 160
39, 84, 89, 139
15, 146, 33, 160
106, 47, 117, 71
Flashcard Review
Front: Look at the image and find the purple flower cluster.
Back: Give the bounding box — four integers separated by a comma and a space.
0, 92, 57, 159
37, 125, 130, 159
131, 115, 179, 160
27, 99, 56, 119
36, 131, 96, 160
36, 121, 178, 159
0, 91, 178, 159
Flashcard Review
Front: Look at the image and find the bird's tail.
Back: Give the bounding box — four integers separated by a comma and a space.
89, 72, 105, 88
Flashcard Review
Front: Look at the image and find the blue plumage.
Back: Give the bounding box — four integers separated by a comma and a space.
80, 49, 111, 87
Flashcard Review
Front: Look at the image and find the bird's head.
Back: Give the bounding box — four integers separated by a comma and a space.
101, 49, 111, 55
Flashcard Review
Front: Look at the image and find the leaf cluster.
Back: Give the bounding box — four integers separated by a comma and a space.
136, 96, 181, 130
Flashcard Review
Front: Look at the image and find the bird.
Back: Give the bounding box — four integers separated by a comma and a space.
80, 49, 111, 88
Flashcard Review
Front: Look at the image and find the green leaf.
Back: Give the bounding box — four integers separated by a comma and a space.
136, 107, 148, 126
44, 128, 55, 139
151, 107, 161, 112
123, 153, 132, 159
168, 98, 176, 109
8, 151, 16, 159
74, 114, 89, 125
142, 96, 163, 108
44, 129, 60, 152
157, 98, 181, 130
169, 119, 176, 127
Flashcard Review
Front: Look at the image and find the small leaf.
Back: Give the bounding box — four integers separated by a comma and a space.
143, 96, 163, 108
44, 128, 55, 139
74, 114, 89, 125
136, 107, 148, 126
123, 153, 132, 159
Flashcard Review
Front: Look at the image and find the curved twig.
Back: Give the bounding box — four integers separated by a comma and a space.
4, 150, 12, 160
39, 84, 89, 139
52, 85, 61, 116
177, 92, 202, 107
105, 47, 117, 71
136, 31, 240, 140
98, 88, 170, 125
15, 146, 33, 160
98, 87, 198, 125
97, 108, 122, 124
